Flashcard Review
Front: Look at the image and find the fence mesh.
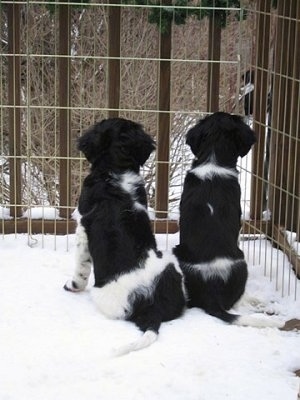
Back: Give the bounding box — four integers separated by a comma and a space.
0, 0, 299, 298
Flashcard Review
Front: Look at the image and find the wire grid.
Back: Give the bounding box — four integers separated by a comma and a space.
240, 2, 300, 299
0, 1, 299, 297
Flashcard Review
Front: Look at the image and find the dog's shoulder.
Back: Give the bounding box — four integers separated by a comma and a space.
78, 171, 118, 212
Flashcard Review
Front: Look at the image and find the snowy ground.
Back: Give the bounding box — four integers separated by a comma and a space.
1, 233, 300, 400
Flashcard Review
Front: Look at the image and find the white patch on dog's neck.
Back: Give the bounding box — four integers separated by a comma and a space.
119, 171, 143, 193
191, 155, 238, 181
183, 257, 244, 282
119, 171, 147, 212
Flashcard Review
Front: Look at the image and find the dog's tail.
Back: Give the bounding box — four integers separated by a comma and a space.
112, 329, 158, 357
210, 309, 284, 328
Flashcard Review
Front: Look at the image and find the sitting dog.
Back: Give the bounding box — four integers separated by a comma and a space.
174, 112, 282, 328
64, 117, 186, 355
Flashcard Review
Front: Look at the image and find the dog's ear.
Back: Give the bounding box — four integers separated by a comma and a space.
186, 120, 207, 156
233, 117, 257, 157
77, 121, 112, 163
132, 128, 155, 166
120, 122, 155, 166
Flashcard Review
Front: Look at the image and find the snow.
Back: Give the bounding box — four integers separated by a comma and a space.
0, 206, 12, 220
22, 207, 62, 220
1, 233, 300, 400
285, 230, 300, 257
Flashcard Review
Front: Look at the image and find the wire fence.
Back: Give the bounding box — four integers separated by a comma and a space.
0, 0, 299, 296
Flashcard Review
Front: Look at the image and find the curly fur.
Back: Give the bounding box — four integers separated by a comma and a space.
64, 117, 186, 355
174, 112, 283, 328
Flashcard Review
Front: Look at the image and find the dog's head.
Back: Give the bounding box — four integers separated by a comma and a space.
186, 112, 256, 165
78, 118, 155, 171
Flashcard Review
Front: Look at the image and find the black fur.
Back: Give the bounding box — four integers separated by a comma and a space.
66, 118, 185, 348
174, 112, 256, 324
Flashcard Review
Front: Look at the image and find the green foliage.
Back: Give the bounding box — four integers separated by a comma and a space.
46, 0, 90, 14
123, 0, 247, 33
147, 0, 197, 34
200, 0, 244, 28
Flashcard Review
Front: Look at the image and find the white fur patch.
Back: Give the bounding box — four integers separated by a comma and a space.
207, 202, 214, 215
184, 257, 244, 282
191, 163, 238, 181
91, 250, 181, 320
65, 219, 92, 291
134, 201, 147, 212
119, 171, 147, 212
119, 171, 143, 193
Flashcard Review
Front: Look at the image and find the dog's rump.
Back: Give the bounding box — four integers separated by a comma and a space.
90, 253, 185, 321
91, 256, 186, 356
128, 261, 186, 325
180, 258, 283, 329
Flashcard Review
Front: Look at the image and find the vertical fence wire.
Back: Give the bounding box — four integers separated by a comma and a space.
0, 0, 299, 297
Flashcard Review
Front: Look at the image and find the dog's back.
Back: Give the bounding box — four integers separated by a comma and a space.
177, 171, 243, 263
79, 171, 157, 285
174, 112, 258, 325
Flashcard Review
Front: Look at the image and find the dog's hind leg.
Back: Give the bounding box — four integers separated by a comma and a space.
64, 221, 92, 292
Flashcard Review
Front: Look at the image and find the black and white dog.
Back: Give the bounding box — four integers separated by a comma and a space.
64, 118, 186, 355
174, 112, 282, 328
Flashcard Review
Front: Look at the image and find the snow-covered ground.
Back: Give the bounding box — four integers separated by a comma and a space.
1, 233, 299, 400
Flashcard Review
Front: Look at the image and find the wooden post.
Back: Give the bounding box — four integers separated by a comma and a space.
107, 0, 120, 118
207, 13, 221, 113
156, 19, 171, 219
250, 0, 271, 220
59, 1, 72, 218
269, 0, 300, 232
8, 3, 22, 218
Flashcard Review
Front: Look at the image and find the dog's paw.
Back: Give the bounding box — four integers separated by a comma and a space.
63, 280, 82, 292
